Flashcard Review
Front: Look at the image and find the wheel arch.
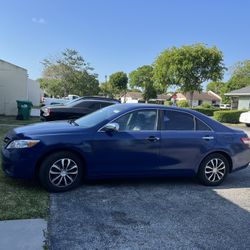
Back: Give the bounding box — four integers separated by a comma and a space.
34, 147, 87, 179
197, 150, 233, 173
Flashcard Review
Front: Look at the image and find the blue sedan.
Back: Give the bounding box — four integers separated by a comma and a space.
2, 104, 250, 192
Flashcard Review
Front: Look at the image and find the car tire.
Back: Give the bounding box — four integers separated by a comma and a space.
39, 151, 83, 192
246, 124, 250, 127
197, 153, 229, 186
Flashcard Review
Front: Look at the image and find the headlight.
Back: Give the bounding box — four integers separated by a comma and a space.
42, 108, 50, 117
7, 140, 40, 149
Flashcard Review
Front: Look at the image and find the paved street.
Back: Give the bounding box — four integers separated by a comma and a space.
49, 166, 250, 250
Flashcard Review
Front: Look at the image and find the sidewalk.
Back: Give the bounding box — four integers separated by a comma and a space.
0, 219, 47, 250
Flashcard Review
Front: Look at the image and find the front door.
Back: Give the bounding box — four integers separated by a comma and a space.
90, 109, 161, 177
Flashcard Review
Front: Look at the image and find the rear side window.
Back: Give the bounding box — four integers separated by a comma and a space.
75, 101, 101, 109
100, 102, 113, 108
162, 110, 194, 131
195, 118, 211, 131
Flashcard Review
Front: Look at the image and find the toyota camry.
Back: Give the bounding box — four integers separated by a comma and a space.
2, 104, 250, 192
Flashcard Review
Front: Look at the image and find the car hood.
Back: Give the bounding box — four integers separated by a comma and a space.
11, 121, 91, 137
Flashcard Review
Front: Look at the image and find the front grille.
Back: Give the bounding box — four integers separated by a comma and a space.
3, 137, 11, 148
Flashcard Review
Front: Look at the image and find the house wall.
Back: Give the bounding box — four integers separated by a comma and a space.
27, 79, 41, 106
0, 61, 28, 115
238, 96, 250, 110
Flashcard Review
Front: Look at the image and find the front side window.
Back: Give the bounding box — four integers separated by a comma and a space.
162, 110, 194, 131
114, 110, 157, 131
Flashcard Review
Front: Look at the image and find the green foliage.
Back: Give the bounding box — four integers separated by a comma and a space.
41, 48, 99, 96
109, 71, 128, 96
164, 100, 173, 106
176, 100, 189, 107
223, 60, 250, 103
129, 65, 157, 102
99, 82, 114, 98
201, 102, 212, 108
192, 107, 219, 116
206, 81, 226, 96
214, 110, 246, 123
154, 43, 226, 106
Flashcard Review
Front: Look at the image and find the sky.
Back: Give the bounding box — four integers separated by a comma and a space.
0, 0, 250, 88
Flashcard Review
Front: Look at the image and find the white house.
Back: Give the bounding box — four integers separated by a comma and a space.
173, 91, 221, 107
0, 59, 41, 115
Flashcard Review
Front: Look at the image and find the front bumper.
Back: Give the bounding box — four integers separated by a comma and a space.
1, 147, 37, 179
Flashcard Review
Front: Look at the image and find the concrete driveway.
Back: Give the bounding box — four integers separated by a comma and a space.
48, 167, 250, 250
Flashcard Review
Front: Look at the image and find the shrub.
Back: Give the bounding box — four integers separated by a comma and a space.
191, 107, 220, 116
214, 110, 246, 123
177, 100, 189, 107
201, 102, 212, 108
164, 100, 173, 106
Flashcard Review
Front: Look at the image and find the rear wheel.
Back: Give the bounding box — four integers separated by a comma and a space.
39, 151, 83, 192
197, 153, 229, 186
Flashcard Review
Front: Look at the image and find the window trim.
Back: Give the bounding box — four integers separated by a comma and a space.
98, 108, 160, 132
159, 109, 214, 132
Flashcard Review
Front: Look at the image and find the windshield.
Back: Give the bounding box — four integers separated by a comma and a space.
75, 104, 127, 127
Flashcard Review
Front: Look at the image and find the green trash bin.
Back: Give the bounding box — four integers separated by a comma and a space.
16, 100, 33, 120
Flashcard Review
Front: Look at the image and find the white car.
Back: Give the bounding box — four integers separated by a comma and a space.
220, 104, 231, 109
239, 111, 250, 127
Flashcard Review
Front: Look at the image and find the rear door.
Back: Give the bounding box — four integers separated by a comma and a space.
159, 109, 215, 174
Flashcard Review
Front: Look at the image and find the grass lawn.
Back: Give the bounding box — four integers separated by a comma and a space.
0, 116, 48, 220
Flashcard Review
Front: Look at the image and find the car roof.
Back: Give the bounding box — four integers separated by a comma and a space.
78, 96, 120, 103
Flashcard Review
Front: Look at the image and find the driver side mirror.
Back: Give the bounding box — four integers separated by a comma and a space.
102, 122, 119, 132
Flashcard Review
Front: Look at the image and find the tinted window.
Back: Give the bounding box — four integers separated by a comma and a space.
162, 110, 194, 130
75, 101, 100, 109
115, 110, 157, 131
100, 102, 113, 108
195, 118, 211, 131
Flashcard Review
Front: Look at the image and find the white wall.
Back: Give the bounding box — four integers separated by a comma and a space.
0, 60, 28, 115
27, 79, 41, 106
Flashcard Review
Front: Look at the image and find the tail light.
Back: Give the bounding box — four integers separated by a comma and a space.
241, 137, 250, 146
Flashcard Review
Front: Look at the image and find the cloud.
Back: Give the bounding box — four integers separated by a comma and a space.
32, 17, 46, 24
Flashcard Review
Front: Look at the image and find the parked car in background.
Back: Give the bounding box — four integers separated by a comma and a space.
220, 104, 231, 109
40, 97, 120, 121
41, 95, 80, 106
2, 104, 250, 192
239, 111, 250, 127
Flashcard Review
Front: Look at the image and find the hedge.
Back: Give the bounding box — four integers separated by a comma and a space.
191, 107, 220, 116
213, 110, 246, 123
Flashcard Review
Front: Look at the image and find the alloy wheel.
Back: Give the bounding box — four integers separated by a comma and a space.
204, 158, 226, 182
49, 158, 79, 187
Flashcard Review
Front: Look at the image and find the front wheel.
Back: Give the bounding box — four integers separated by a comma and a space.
39, 151, 83, 192
197, 153, 229, 186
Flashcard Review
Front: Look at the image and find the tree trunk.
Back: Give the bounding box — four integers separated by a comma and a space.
189, 91, 194, 107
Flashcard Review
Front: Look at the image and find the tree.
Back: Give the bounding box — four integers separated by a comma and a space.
99, 82, 115, 98
226, 60, 250, 91
206, 81, 226, 95
109, 71, 128, 97
129, 65, 157, 102
41, 48, 99, 96
154, 43, 226, 106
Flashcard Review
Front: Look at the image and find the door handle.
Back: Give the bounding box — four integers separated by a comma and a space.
146, 136, 160, 142
202, 136, 214, 141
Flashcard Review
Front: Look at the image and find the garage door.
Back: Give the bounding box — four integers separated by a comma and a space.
0, 86, 4, 115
